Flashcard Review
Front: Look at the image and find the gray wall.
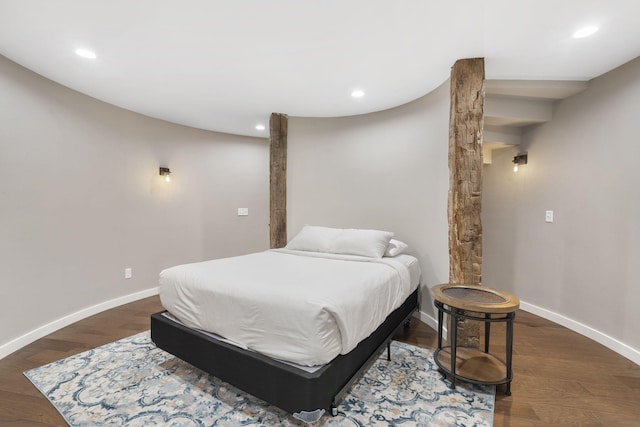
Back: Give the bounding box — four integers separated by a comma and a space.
288, 81, 451, 323
5, 44, 637, 363
0, 55, 269, 354
483, 57, 640, 358
289, 56, 640, 362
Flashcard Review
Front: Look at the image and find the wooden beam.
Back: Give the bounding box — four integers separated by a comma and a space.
448, 58, 485, 347
269, 113, 288, 249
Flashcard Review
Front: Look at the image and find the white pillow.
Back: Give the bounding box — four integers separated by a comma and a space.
285, 225, 394, 258
331, 228, 394, 258
285, 225, 343, 252
384, 239, 409, 257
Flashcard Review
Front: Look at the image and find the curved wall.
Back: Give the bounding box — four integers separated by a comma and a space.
4, 48, 638, 365
288, 81, 451, 322
288, 57, 640, 364
0, 55, 269, 358
483, 56, 640, 363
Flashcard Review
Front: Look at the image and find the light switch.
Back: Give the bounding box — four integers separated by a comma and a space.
545, 210, 554, 223
237, 208, 249, 216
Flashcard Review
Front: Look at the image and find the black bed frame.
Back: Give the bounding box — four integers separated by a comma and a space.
150, 288, 418, 416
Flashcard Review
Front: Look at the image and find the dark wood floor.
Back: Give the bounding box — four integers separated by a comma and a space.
1, 296, 639, 426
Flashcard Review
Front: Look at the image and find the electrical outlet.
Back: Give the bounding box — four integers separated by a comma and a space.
545, 210, 554, 223
124, 268, 132, 279
237, 208, 249, 216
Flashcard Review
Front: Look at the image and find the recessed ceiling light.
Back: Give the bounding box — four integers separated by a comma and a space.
75, 48, 97, 59
255, 124, 266, 131
573, 25, 599, 39
351, 89, 365, 98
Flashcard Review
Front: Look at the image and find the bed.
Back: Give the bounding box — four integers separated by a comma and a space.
151, 226, 421, 421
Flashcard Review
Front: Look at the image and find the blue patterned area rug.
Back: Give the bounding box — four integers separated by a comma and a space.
24, 331, 494, 426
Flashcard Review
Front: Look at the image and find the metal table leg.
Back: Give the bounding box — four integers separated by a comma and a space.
449, 307, 458, 390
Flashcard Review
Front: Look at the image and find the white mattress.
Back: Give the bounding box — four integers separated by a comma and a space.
159, 249, 420, 366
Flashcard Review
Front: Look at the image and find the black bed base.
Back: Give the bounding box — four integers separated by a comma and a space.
151, 288, 418, 416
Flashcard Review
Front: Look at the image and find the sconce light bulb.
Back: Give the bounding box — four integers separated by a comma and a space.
159, 167, 172, 182
513, 163, 519, 172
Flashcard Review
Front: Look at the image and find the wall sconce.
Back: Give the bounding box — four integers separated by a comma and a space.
512, 154, 528, 172
159, 167, 172, 182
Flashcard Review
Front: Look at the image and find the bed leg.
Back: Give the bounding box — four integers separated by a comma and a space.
331, 405, 338, 416
404, 318, 411, 329
387, 341, 391, 361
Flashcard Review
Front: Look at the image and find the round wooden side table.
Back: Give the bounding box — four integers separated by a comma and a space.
431, 283, 520, 395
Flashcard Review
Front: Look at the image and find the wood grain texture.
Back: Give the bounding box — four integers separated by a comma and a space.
448, 57, 485, 285
396, 311, 640, 427
435, 347, 508, 383
448, 57, 485, 347
431, 283, 520, 313
0, 296, 164, 426
1, 298, 639, 426
269, 112, 288, 249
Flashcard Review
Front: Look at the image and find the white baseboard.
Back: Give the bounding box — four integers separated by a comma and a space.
0, 287, 159, 360
520, 301, 640, 366
418, 310, 438, 331
5, 291, 638, 367
418, 310, 448, 340
417, 301, 640, 366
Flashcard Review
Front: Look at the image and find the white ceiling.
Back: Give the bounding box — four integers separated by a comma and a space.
1, 0, 639, 137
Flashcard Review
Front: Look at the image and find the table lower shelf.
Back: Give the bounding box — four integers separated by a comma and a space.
435, 346, 508, 385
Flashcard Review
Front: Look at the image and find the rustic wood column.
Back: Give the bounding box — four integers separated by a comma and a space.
448, 58, 485, 347
269, 113, 288, 248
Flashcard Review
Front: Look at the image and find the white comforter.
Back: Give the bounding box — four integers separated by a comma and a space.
159, 249, 417, 366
